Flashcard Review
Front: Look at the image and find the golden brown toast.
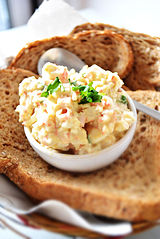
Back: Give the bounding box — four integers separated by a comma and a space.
0, 68, 38, 173
70, 23, 160, 91
8, 30, 133, 79
1, 68, 160, 222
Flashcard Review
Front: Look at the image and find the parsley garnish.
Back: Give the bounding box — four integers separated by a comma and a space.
119, 95, 127, 104
41, 77, 62, 97
41, 91, 49, 97
68, 78, 77, 86
87, 135, 91, 144
72, 81, 102, 104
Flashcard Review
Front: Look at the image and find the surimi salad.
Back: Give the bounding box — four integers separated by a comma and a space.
16, 63, 135, 154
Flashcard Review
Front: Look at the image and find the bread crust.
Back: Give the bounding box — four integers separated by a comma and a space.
70, 22, 160, 91
2, 68, 160, 222
0, 68, 38, 173
0, 158, 11, 174
9, 30, 133, 79
5, 165, 160, 222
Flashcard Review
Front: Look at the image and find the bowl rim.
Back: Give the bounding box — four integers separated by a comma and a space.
24, 89, 137, 160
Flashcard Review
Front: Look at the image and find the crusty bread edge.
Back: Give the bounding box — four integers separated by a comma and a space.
70, 22, 160, 40
0, 158, 11, 174
0, 67, 38, 76
4, 165, 160, 222
8, 30, 133, 79
99, 30, 133, 78
0, 68, 38, 172
8, 38, 59, 70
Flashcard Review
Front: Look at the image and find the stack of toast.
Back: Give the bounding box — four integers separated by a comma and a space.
1, 23, 160, 222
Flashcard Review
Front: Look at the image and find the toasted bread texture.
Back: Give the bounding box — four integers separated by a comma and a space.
8, 30, 133, 79
0, 68, 38, 173
70, 23, 160, 91
1, 68, 160, 222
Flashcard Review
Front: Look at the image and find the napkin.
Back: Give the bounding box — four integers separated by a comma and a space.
0, 175, 132, 236
27, 0, 87, 41
0, 0, 87, 64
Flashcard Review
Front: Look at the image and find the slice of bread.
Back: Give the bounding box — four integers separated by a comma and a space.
1, 68, 160, 222
8, 30, 133, 79
0, 68, 38, 173
70, 23, 160, 91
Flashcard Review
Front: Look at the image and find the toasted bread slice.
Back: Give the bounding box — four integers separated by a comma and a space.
71, 23, 160, 91
8, 30, 133, 79
0, 158, 11, 174
0, 68, 38, 173
1, 68, 160, 222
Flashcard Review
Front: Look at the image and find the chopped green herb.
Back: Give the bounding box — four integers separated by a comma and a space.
72, 85, 85, 92
68, 78, 77, 86
99, 92, 105, 96
72, 81, 77, 86
87, 135, 91, 144
119, 95, 127, 104
47, 77, 61, 93
41, 77, 63, 97
72, 81, 103, 104
41, 91, 49, 97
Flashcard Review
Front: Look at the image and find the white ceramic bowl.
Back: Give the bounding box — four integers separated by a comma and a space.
24, 92, 137, 173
